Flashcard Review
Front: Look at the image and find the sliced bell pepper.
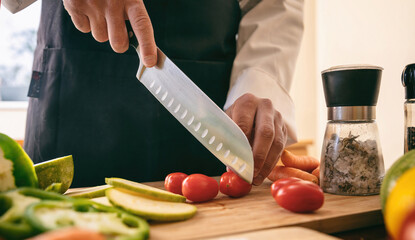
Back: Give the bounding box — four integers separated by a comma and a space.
24, 199, 149, 240
0, 188, 149, 240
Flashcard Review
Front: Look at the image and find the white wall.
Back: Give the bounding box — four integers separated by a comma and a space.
292, 0, 415, 169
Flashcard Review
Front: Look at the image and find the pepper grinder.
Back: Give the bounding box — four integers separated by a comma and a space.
402, 63, 415, 153
320, 65, 385, 196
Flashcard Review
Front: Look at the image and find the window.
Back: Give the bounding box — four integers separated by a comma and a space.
0, 1, 41, 101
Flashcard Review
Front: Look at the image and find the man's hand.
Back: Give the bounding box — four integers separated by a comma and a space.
226, 93, 288, 186
63, 0, 157, 67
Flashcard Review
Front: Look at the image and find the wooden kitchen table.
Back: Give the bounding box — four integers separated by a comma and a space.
139, 179, 384, 240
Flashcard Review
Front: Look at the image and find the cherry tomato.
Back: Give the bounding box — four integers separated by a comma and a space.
182, 174, 219, 202
275, 181, 324, 213
219, 171, 252, 198
270, 177, 302, 197
164, 172, 188, 195
399, 205, 415, 240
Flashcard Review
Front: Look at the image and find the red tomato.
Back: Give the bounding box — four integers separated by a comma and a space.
219, 171, 252, 198
399, 205, 415, 240
274, 181, 324, 213
164, 172, 188, 195
270, 177, 302, 197
182, 174, 219, 202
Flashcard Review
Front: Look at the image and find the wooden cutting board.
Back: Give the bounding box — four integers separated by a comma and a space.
143, 180, 383, 240
204, 227, 341, 240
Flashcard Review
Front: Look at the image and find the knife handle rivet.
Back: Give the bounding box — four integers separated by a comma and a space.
216, 143, 223, 151
201, 129, 208, 138
187, 116, 194, 125
174, 104, 181, 113
208, 136, 215, 144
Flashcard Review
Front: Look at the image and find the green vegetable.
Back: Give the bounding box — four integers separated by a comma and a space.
0, 133, 38, 192
0, 188, 149, 240
381, 149, 415, 212
25, 200, 149, 240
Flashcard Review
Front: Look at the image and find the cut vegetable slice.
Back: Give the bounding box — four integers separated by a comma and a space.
34, 155, 74, 194
0, 133, 38, 192
66, 185, 112, 199
105, 177, 186, 202
106, 188, 197, 222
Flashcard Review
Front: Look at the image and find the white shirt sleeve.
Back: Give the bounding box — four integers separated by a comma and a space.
1, 0, 37, 13
224, 0, 304, 146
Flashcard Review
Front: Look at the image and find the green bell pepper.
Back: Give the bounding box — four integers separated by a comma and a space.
25, 200, 149, 240
0, 188, 149, 240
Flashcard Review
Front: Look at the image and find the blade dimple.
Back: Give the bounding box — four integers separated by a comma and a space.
239, 163, 247, 172
232, 157, 238, 165
161, 91, 168, 101
201, 129, 208, 138
224, 150, 230, 158
167, 98, 174, 108
150, 80, 155, 88
187, 116, 194, 125
155, 85, 162, 94
181, 109, 188, 119
209, 136, 215, 144
194, 122, 201, 131
174, 104, 181, 113
216, 143, 223, 151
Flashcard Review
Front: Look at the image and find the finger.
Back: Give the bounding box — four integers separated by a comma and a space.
253, 112, 287, 186
106, 9, 129, 53
251, 99, 274, 178
228, 94, 258, 144
69, 13, 91, 33
89, 15, 109, 43
126, 0, 157, 67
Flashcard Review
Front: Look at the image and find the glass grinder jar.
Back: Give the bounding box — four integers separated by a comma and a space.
402, 63, 415, 153
320, 65, 385, 196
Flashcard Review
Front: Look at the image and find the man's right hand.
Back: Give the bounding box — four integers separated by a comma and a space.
63, 0, 157, 67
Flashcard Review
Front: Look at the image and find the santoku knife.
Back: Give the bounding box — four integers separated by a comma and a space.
127, 26, 254, 183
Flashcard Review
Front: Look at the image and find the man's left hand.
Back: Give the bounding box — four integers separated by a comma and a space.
226, 93, 287, 186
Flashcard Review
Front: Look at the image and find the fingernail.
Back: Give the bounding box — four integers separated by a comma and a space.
144, 55, 157, 67
253, 175, 264, 186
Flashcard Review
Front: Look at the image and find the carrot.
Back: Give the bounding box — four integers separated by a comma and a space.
311, 166, 320, 179
267, 166, 318, 184
280, 150, 320, 173
27, 228, 106, 240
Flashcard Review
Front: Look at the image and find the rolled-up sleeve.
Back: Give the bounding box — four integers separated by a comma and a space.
1, 0, 37, 13
224, 0, 304, 145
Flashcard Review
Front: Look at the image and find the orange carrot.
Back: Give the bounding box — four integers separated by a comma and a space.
27, 228, 106, 240
267, 166, 318, 184
311, 166, 320, 179
280, 150, 320, 173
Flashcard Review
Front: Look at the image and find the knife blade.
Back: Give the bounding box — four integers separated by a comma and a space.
127, 27, 254, 183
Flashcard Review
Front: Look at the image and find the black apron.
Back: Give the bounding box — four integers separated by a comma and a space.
25, 0, 241, 187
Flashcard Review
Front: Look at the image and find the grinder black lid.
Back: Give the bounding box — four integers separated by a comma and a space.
402, 63, 415, 100
322, 65, 383, 107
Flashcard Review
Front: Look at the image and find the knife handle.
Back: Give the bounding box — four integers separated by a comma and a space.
126, 21, 146, 79
126, 21, 139, 49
